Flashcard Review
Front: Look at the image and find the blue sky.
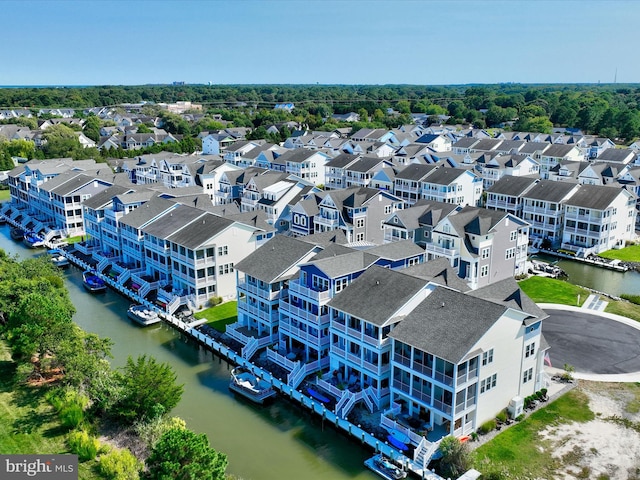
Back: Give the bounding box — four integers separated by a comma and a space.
3, 0, 639, 86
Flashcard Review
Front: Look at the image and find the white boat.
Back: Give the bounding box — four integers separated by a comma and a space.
229, 366, 276, 404
47, 249, 70, 269
364, 454, 407, 480
127, 304, 161, 326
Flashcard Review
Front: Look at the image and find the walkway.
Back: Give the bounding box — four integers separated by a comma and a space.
581, 294, 608, 311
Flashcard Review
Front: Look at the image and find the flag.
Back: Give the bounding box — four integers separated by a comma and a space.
544, 351, 552, 367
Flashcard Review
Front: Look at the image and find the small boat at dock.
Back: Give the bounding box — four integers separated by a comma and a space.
127, 304, 161, 326
23, 232, 45, 248
10, 227, 24, 241
364, 454, 407, 480
229, 366, 276, 404
82, 271, 106, 293
47, 249, 70, 269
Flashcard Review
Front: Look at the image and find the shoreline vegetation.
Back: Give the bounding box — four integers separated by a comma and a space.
0, 251, 228, 480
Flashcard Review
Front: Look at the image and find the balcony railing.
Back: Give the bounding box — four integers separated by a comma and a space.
280, 300, 330, 325
424, 243, 458, 258
238, 281, 282, 301
289, 281, 331, 303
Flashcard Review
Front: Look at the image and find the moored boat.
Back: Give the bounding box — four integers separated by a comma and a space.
23, 231, 45, 248
127, 304, 161, 326
10, 227, 24, 241
47, 249, 70, 269
229, 366, 276, 404
364, 454, 407, 480
82, 271, 106, 293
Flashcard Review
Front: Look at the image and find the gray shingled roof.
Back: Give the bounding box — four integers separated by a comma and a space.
542, 144, 578, 157
389, 287, 507, 364
235, 235, 318, 283
166, 213, 233, 249
83, 184, 132, 209
141, 204, 205, 239
348, 157, 387, 173
421, 167, 468, 185
596, 148, 636, 163
564, 184, 628, 210
306, 250, 378, 278
395, 164, 438, 181
119, 197, 177, 229
486, 176, 539, 197
468, 277, 548, 324
400, 257, 470, 292
299, 229, 349, 246
364, 240, 424, 261
521, 180, 578, 203
325, 153, 360, 168
328, 266, 427, 326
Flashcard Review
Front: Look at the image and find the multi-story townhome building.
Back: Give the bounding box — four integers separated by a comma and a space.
325, 153, 360, 190
575, 162, 621, 186
393, 164, 439, 205
351, 128, 395, 144
240, 172, 289, 213
134, 154, 200, 188
595, 148, 637, 165
214, 167, 268, 206
520, 180, 579, 248
222, 140, 266, 165
560, 184, 636, 255
517, 141, 551, 161
617, 167, 640, 209
312, 187, 404, 244
419, 167, 483, 207
388, 278, 548, 439
468, 138, 504, 154
233, 142, 282, 169
485, 176, 539, 218
344, 157, 394, 188
201, 132, 236, 155
429, 206, 530, 289
382, 200, 460, 246
233, 235, 324, 359
547, 160, 582, 183
492, 140, 526, 155
414, 134, 452, 152
370, 166, 397, 192
391, 143, 433, 165
194, 160, 238, 201
587, 138, 616, 159
278, 148, 332, 186
538, 144, 584, 179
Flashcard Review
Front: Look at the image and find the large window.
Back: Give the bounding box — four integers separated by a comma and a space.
480, 373, 497, 393
482, 349, 494, 366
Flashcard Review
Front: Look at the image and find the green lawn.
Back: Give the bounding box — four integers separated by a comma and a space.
598, 245, 640, 262
0, 190, 10, 202
605, 300, 640, 322
518, 276, 589, 306
0, 343, 102, 479
473, 389, 594, 478
194, 300, 237, 331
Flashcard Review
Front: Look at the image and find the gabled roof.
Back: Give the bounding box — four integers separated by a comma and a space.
400, 257, 470, 292
389, 287, 508, 364
278, 148, 322, 164
299, 229, 349, 246
305, 250, 378, 278
395, 164, 438, 181
518, 141, 551, 155
235, 235, 319, 283
486, 176, 539, 197
521, 180, 578, 203
596, 148, 636, 163
325, 153, 360, 168
141, 204, 205, 239
82, 184, 133, 209
347, 156, 389, 173
119, 196, 177, 229
166, 213, 234, 249
542, 144, 579, 157
468, 277, 548, 325
565, 184, 630, 210
421, 167, 469, 185
328, 266, 427, 327
364, 240, 425, 261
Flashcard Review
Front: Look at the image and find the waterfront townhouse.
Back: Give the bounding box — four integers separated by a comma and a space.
134, 153, 200, 188
520, 180, 579, 248
418, 167, 483, 207
388, 278, 548, 440
560, 184, 636, 255
222, 140, 266, 166
393, 164, 439, 205
232, 235, 324, 359
325, 153, 360, 190
428, 206, 530, 289
382, 200, 460, 247
538, 144, 583, 179
240, 172, 290, 213
312, 187, 404, 244
485, 176, 540, 218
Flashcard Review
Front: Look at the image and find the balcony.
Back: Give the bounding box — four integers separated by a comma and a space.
279, 320, 329, 349
280, 299, 330, 325
238, 281, 283, 301
424, 243, 458, 258
314, 213, 340, 228
237, 300, 278, 324
289, 281, 331, 303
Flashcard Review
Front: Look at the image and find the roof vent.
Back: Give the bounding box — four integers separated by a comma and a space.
376, 280, 379, 285
441, 302, 445, 308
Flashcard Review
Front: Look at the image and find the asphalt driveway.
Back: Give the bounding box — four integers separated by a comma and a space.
543, 308, 640, 374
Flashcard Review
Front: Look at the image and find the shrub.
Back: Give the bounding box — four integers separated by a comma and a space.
621, 293, 640, 305
98, 447, 141, 480
208, 296, 223, 307
478, 419, 497, 435
516, 414, 526, 422
46, 387, 89, 429
59, 404, 84, 429
540, 388, 548, 397
495, 410, 508, 423
67, 430, 100, 461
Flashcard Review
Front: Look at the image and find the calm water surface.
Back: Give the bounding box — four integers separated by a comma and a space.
0, 224, 377, 480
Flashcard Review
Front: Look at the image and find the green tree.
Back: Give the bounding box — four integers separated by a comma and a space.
145, 427, 227, 480
437, 436, 471, 479
114, 355, 184, 423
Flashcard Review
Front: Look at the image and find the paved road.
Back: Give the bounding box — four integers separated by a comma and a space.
543, 308, 640, 374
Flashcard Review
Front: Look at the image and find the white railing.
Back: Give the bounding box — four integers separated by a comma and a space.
97, 257, 110, 273
266, 349, 299, 372
167, 296, 181, 314
289, 281, 331, 303
138, 283, 151, 298
242, 337, 259, 360
316, 378, 344, 398
118, 269, 131, 285
424, 243, 458, 257
287, 361, 304, 387
334, 391, 352, 416
364, 385, 380, 410
226, 323, 251, 345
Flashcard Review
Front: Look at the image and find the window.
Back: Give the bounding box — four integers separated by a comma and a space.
480, 373, 497, 393
335, 277, 348, 293
525, 343, 535, 358
218, 245, 228, 256
482, 349, 494, 366
510, 230, 517, 242
480, 265, 489, 277
505, 247, 516, 260
356, 232, 364, 242
523, 367, 533, 383
384, 205, 392, 214
218, 263, 234, 275
355, 218, 365, 228
481, 247, 490, 259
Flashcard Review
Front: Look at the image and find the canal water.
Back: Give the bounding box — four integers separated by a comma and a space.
0, 224, 377, 480
532, 253, 640, 297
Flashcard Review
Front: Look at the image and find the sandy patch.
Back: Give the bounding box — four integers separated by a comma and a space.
540, 386, 640, 479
